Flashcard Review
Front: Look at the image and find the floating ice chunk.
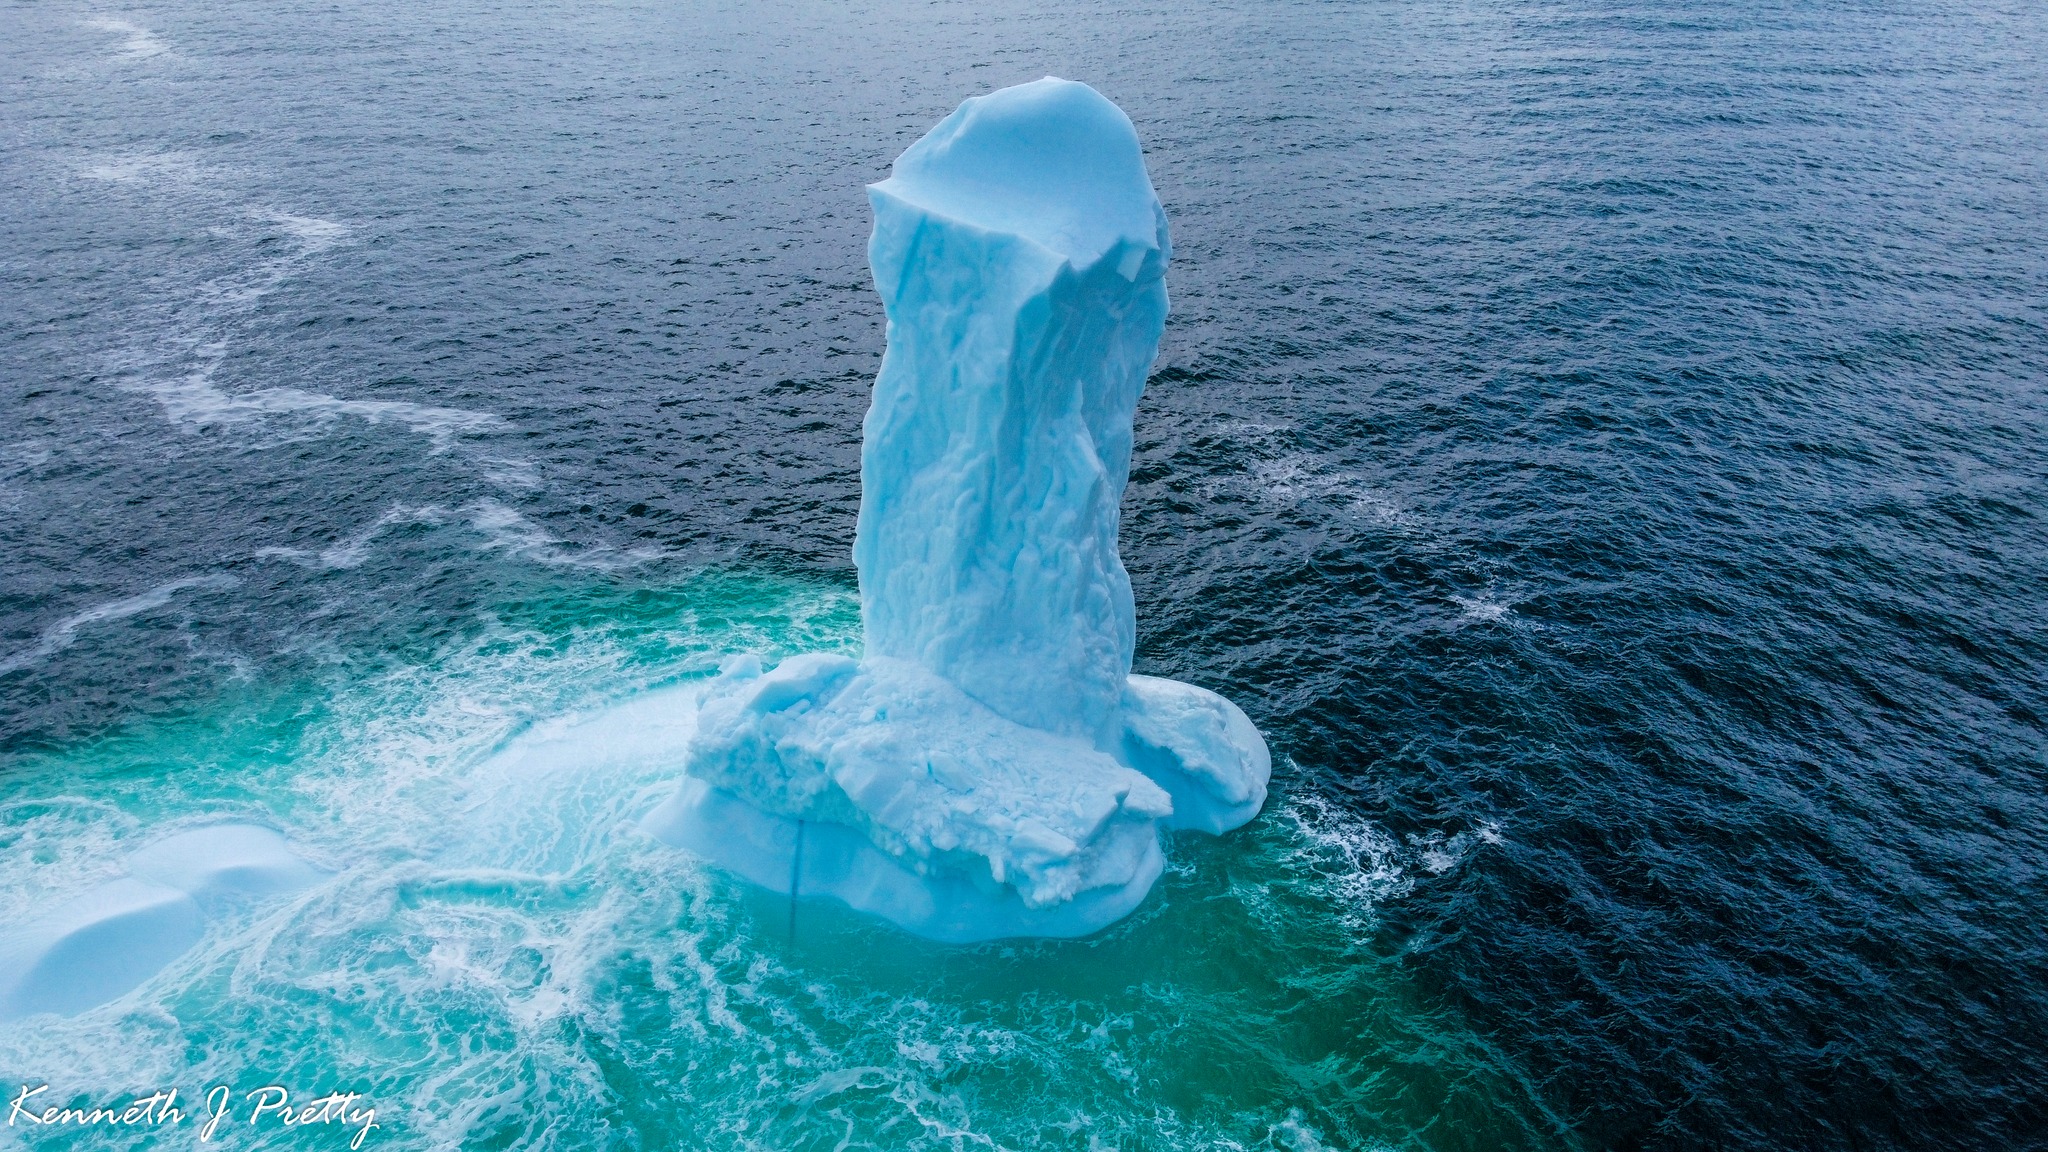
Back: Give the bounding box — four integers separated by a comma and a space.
654, 78, 1270, 940
0, 824, 321, 1020
127, 823, 325, 903
0, 879, 202, 1020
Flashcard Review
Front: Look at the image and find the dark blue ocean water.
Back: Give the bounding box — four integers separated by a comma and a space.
3, 1, 2046, 1149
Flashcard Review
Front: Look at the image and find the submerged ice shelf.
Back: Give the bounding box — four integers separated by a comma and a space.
644, 78, 1270, 941
0, 824, 324, 1020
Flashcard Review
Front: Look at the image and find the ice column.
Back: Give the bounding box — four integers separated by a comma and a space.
643, 78, 1270, 942
857, 77, 1170, 749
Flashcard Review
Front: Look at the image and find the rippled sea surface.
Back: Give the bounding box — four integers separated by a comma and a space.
4, 0, 2046, 1148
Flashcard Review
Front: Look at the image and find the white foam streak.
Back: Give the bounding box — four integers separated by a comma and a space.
1452, 594, 1512, 622
1276, 787, 1501, 934
83, 17, 167, 59
75, 153, 211, 185
1411, 822, 1504, 875
1207, 422, 1416, 530
1278, 790, 1412, 931
0, 442, 53, 514
256, 502, 658, 572
266, 211, 349, 251
148, 365, 506, 452
1248, 453, 1412, 527
68, 167, 519, 464
0, 574, 237, 676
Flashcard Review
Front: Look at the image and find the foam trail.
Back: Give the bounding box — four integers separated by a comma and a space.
63, 149, 524, 469
81, 206, 511, 454
0, 574, 237, 676
254, 501, 660, 572
147, 371, 507, 451
83, 17, 167, 59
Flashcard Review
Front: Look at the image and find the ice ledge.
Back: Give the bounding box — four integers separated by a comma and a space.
642, 777, 1164, 944
642, 657, 1270, 942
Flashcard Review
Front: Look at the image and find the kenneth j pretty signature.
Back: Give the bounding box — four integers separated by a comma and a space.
9, 1084, 379, 1148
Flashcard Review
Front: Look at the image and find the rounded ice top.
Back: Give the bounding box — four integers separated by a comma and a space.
872, 76, 1169, 271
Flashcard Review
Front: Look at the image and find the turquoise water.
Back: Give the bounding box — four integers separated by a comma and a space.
5, 0, 2047, 1147
0, 574, 1545, 1150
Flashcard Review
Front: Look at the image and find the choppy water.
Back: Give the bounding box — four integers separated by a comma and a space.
3, 0, 2045, 1149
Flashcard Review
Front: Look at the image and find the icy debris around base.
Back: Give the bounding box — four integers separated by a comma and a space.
642, 775, 1168, 944
651, 77, 1272, 940
652, 650, 1271, 940
0, 824, 323, 1020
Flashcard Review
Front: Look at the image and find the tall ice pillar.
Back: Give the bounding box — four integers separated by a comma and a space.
857, 77, 1170, 748
645, 78, 1271, 942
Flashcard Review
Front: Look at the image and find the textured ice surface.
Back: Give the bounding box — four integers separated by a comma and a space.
675, 653, 1171, 911
0, 823, 321, 1020
653, 78, 1270, 940
858, 76, 1170, 746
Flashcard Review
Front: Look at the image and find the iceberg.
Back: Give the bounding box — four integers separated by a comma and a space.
645, 77, 1270, 941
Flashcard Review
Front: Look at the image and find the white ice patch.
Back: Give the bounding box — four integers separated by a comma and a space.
125, 824, 326, 901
